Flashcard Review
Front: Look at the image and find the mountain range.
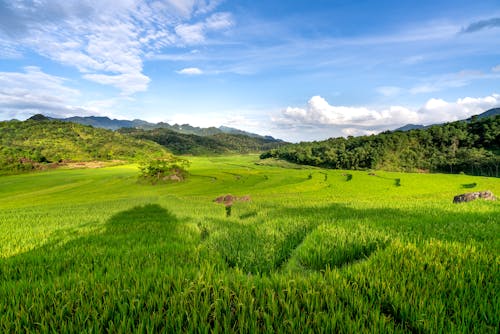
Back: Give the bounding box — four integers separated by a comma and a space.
393, 107, 500, 132
23, 114, 285, 157
36, 115, 275, 140
29, 107, 500, 138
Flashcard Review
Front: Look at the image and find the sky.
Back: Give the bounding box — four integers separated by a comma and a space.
0, 0, 500, 142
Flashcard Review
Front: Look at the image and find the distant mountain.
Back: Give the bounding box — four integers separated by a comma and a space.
62, 116, 151, 130
467, 107, 500, 121
44, 115, 278, 140
394, 107, 500, 132
163, 123, 223, 136
218, 126, 263, 138
28, 114, 51, 121
394, 124, 425, 132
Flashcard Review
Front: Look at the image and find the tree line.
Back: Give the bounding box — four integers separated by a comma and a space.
261, 116, 500, 177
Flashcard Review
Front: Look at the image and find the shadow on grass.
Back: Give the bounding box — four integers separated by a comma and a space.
239, 211, 258, 220
0, 204, 192, 282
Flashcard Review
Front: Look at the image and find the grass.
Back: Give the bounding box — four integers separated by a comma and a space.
0, 155, 499, 332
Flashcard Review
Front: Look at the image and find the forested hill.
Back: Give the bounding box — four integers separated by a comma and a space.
0, 119, 168, 173
118, 128, 286, 155
261, 115, 500, 177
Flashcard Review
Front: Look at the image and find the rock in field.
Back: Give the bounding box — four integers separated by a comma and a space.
453, 190, 496, 203
214, 194, 252, 206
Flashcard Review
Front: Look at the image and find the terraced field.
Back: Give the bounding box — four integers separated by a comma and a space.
0, 155, 499, 332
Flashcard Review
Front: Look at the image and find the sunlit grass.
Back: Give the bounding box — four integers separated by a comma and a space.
0, 155, 498, 332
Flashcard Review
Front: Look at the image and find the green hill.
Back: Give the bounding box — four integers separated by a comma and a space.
262, 115, 500, 176
0, 119, 169, 174
118, 127, 286, 155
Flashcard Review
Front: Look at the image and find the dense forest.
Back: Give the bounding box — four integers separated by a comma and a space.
261, 115, 500, 177
118, 128, 285, 155
0, 118, 168, 174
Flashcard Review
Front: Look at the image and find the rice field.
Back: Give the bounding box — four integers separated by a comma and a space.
0, 155, 499, 332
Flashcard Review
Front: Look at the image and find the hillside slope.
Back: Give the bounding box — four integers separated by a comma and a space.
0, 119, 168, 173
118, 128, 285, 155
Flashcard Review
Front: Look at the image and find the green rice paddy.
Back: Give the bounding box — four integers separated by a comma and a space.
0, 155, 499, 332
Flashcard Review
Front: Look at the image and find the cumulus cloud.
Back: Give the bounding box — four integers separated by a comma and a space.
418, 94, 500, 123
274, 96, 419, 128
176, 67, 204, 75
0, 67, 98, 120
462, 17, 500, 33
273, 94, 500, 139
0, 0, 231, 95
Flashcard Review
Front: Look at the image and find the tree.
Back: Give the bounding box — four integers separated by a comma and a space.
139, 155, 190, 182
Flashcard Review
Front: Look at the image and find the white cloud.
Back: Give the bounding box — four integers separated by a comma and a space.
175, 11, 233, 45
0, 67, 99, 120
205, 12, 234, 30
160, 109, 263, 135
377, 86, 402, 97
176, 67, 204, 75
493, 65, 500, 72
273, 94, 500, 139
0, 0, 230, 95
417, 94, 500, 123
409, 69, 500, 95
163, 0, 223, 18
164, 0, 199, 17
341, 128, 377, 137
401, 55, 425, 65
175, 23, 206, 44
274, 96, 419, 128
83, 72, 150, 95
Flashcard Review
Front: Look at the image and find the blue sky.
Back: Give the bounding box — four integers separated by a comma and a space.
0, 0, 499, 141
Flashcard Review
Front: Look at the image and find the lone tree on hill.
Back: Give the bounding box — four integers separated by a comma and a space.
139, 155, 190, 183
